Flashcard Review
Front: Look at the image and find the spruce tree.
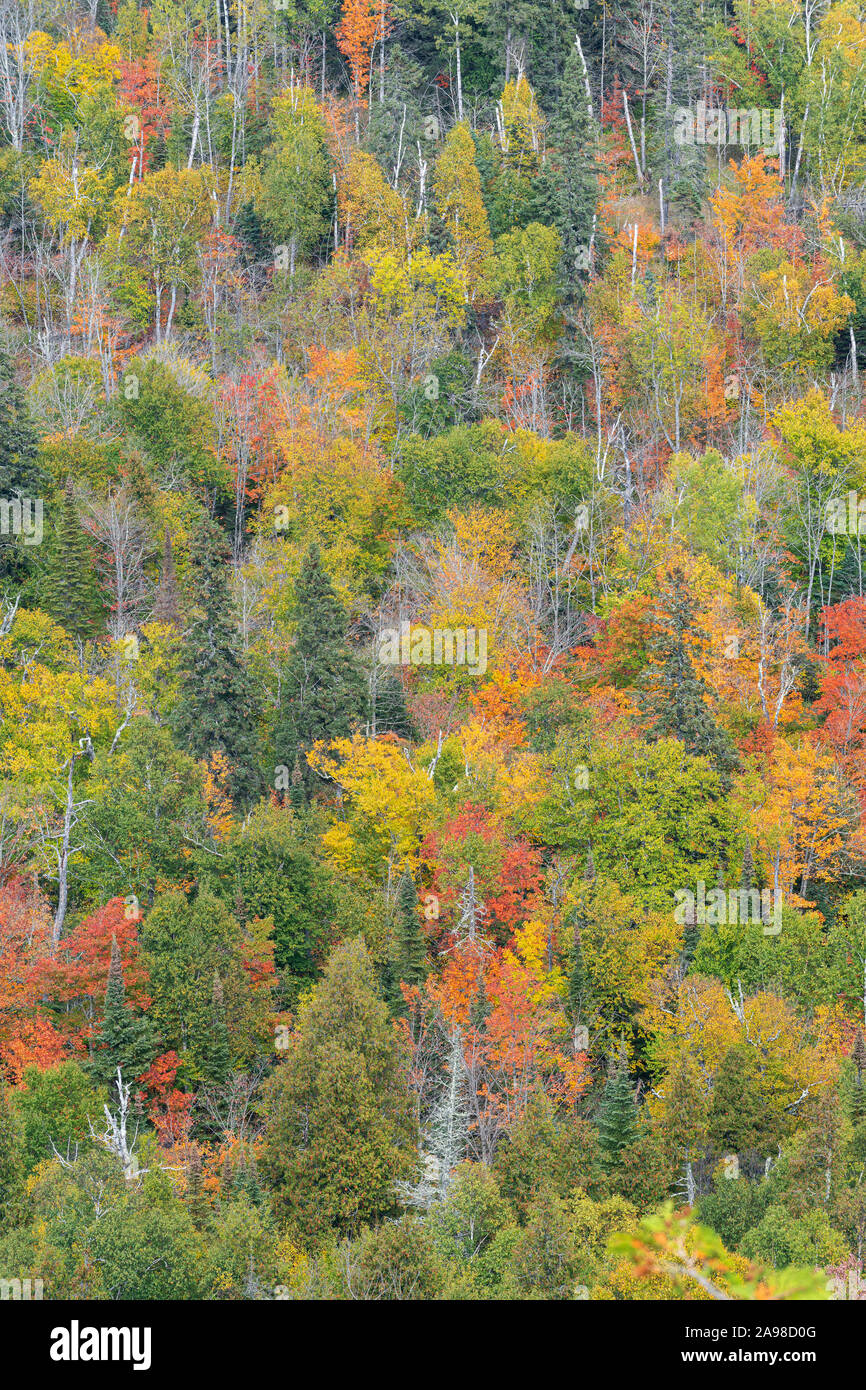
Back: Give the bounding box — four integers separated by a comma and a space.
851, 1029, 866, 1126
0, 351, 42, 586
394, 872, 428, 991
639, 568, 740, 786
201, 971, 231, 1086
545, 42, 601, 309
40, 480, 107, 640
152, 529, 181, 626
88, 935, 154, 1085
741, 840, 755, 892
171, 514, 261, 805
597, 1048, 639, 1164
275, 544, 365, 797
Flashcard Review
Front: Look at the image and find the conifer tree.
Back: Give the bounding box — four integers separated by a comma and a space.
545, 42, 600, 308
0, 350, 42, 586
567, 918, 586, 1022
40, 481, 107, 640
152, 529, 180, 626
88, 935, 154, 1086
639, 568, 740, 785
597, 1048, 638, 1164
568, 848, 595, 1022
707, 1046, 777, 1157
741, 840, 755, 892
262, 937, 417, 1235
275, 544, 365, 798
171, 515, 261, 804
394, 872, 428, 993
201, 971, 231, 1086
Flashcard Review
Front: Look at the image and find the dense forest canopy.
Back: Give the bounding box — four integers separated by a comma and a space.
1, 0, 866, 1303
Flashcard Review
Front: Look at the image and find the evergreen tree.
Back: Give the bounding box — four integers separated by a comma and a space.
639, 568, 740, 785
0, 351, 42, 586
88, 935, 154, 1086
707, 1046, 778, 1157
275, 544, 365, 798
597, 1048, 639, 1164
741, 840, 755, 892
512, 1186, 578, 1300
0, 353, 40, 496
171, 515, 261, 805
394, 872, 428, 995
658, 1053, 709, 1183
262, 937, 417, 1236
201, 971, 231, 1086
39, 481, 107, 640
230, 1145, 264, 1205
544, 42, 601, 309
152, 529, 181, 626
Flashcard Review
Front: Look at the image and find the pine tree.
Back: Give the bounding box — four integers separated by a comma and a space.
0, 351, 42, 586
851, 1029, 866, 1126
275, 544, 365, 798
639, 568, 740, 785
741, 841, 755, 892
88, 935, 154, 1085
394, 872, 428, 993
40, 480, 107, 640
0, 353, 40, 495
171, 514, 261, 805
231, 1144, 264, 1204
152, 529, 180, 626
201, 971, 231, 1086
597, 1048, 638, 1164
545, 42, 601, 309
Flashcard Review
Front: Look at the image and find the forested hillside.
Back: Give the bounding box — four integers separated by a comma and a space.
2, 0, 866, 1303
